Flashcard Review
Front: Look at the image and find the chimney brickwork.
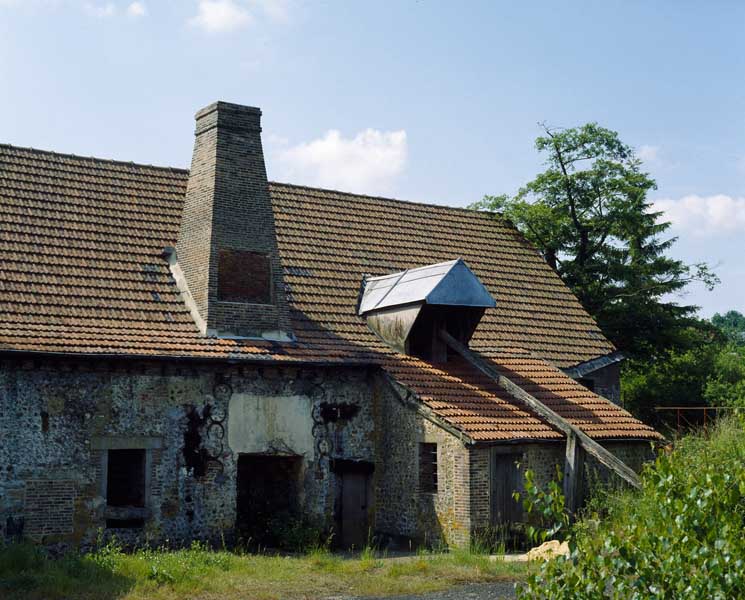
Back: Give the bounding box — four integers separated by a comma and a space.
175, 101, 292, 339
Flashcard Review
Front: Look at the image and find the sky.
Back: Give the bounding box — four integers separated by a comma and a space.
1, 0, 743, 317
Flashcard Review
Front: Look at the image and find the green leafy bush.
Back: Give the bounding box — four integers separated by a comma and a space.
514, 466, 569, 546
518, 418, 745, 599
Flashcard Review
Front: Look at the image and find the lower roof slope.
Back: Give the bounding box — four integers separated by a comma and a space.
385, 351, 660, 441
0, 144, 656, 442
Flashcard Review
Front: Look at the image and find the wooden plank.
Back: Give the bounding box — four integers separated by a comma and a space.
439, 330, 641, 489
491, 451, 523, 524
563, 432, 584, 514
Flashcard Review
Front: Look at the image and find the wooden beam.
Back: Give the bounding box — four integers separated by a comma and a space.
439, 330, 641, 489
563, 432, 584, 515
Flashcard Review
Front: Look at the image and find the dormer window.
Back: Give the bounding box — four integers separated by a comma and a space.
358, 259, 496, 362
217, 249, 272, 304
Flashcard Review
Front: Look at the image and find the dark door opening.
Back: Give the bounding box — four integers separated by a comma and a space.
236, 454, 302, 546
491, 453, 523, 525
335, 462, 373, 550
106, 448, 146, 529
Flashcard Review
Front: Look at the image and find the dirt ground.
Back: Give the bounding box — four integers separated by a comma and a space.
336, 581, 519, 600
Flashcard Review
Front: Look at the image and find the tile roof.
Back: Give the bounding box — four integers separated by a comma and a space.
385, 352, 659, 441
0, 143, 658, 441
271, 183, 615, 368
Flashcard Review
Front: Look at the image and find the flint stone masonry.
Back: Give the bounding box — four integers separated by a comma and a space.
373, 377, 472, 548
0, 355, 652, 549
0, 358, 375, 546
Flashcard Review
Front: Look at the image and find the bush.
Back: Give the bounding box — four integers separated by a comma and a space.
514, 466, 569, 546
518, 417, 745, 599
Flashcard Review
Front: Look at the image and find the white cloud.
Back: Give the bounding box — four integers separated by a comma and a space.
638, 144, 659, 162
85, 2, 115, 17
275, 129, 408, 195
126, 1, 145, 17
189, 0, 252, 33
653, 194, 745, 237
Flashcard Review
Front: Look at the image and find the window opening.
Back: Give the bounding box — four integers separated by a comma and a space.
419, 443, 438, 493
217, 249, 271, 304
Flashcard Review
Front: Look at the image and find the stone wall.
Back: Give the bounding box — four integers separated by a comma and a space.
469, 440, 653, 533
372, 378, 472, 548
0, 357, 375, 547
583, 441, 655, 487
0, 355, 655, 550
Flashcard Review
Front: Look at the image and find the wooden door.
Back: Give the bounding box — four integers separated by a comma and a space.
491, 453, 523, 524
340, 472, 369, 550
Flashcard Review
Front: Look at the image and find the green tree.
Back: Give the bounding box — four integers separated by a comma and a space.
622, 315, 745, 428
474, 123, 717, 358
621, 322, 723, 427
711, 310, 745, 345
703, 343, 745, 408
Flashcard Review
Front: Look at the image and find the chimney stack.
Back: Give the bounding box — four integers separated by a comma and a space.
173, 101, 292, 339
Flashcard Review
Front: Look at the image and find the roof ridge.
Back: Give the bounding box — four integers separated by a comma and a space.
0, 143, 190, 175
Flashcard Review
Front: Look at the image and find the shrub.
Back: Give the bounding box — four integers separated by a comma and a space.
518, 418, 745, 599
514, 466, 569, 546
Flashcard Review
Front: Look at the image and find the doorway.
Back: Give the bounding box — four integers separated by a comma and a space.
236, 454, 302, 546
334, 460, 374, 550
490, 452, 523, 525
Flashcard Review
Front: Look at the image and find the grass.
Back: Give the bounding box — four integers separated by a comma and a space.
0, 540, 528, 600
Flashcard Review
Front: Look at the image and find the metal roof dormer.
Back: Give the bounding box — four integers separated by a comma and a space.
358, 259, 496, 361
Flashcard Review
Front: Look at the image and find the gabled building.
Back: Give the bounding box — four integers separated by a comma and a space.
0, 102, 660, 549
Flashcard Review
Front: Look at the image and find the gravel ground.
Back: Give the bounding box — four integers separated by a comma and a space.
331, 581, 519, 600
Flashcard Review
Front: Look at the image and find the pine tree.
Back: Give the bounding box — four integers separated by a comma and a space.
474, 123, 717, 359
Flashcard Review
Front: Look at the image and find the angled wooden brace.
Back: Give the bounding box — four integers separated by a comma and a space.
438, 330, 641, 493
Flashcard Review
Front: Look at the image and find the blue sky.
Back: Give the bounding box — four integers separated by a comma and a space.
1, 0, 743, 317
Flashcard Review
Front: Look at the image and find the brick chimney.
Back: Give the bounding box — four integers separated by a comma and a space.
170, 101, 292, 340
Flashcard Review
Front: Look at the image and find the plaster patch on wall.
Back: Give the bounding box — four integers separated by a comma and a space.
228, 394, 314, 456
